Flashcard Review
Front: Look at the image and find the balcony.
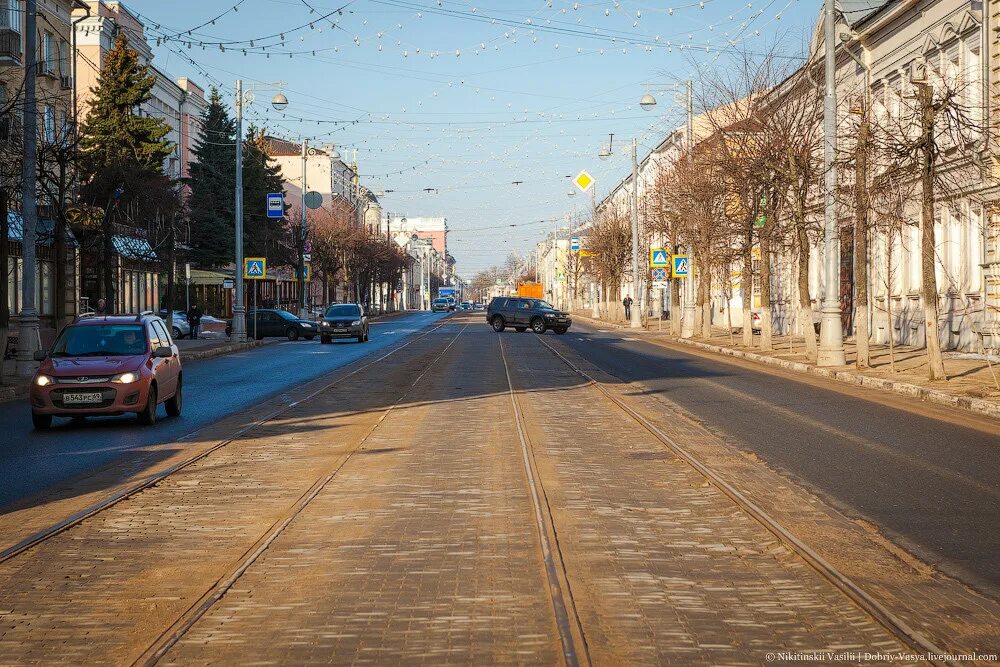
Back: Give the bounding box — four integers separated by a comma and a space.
0, 28, 21, 65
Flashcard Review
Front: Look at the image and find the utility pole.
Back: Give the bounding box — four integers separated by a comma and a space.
817, 0, 847, 366
630, 137, 641, 328
232, 79, 247, 342
16, 0, 40, 376
299, 139, 308, 318
682, 79, 696, 338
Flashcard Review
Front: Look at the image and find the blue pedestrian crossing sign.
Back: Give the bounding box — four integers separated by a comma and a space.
266, 193, 284, 219
244, 257, 266, 279
672, 254, 690, 278
649, 247, 670, 268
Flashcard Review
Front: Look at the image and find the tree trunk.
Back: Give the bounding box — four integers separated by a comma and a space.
918, 84, 946, 381
759, 227, 773, 352
54, 161, 68, 325
0, 188, 9, 381
741, 241, 754, 348
694, 259, 704, 337
671, 243, 682, 335
886, 230, 896, 374
164, 215, 176, 332
102, 206, 115, 312
854, 117, 871, 368
789, 151, 817, 360
701, 268, 712, 339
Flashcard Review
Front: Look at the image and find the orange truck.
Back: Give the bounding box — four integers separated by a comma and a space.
516, 282, 543, 299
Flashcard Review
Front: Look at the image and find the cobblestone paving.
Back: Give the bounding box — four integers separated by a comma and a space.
0, 328, 462, 665
161, 327, 561, 665
502, 333, 916, 666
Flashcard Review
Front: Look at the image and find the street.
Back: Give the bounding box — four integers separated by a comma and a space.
0, 312, 996, 665
0, 312, 447, 509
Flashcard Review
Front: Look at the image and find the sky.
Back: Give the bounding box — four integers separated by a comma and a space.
128, 0, 824, 278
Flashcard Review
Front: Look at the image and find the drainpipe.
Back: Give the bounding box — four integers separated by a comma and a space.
70, 0, 90, 133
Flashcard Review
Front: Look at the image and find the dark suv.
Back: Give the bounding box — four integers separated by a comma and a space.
486, 297, 571, 335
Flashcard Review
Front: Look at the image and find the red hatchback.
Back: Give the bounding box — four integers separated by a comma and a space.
30, 313, 183, 429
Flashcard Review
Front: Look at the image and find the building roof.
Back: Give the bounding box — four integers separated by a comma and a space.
112, 235, 158, 261
841, 0, 892, 28
6, 212, 79, 247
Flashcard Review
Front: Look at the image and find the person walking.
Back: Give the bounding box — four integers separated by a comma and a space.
187, 303, 203, 340
623, 295, 633, 321
95, 298, 108, 315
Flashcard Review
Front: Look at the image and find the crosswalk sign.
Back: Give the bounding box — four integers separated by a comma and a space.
649, 248, 669, 268
244, 257, 266, 279
295, 262, 311, 281
672, 254, 690, 278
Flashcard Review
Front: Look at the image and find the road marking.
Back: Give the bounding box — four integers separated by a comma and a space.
621, 337, 638, 341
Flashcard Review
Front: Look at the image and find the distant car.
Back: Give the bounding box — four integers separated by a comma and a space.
459, 302, 472, 310
158, 310, 190, 339
29, 312, 183, 429
225, 309, 318, 341
431, 298, 451, 313
445, 297, 457, 311
486, 296, 571, 334
472, 302, 485, 311
319, 303, 369, 344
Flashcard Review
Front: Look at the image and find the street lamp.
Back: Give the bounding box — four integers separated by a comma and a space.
639, 92, 657, 110
232, 79, 288, 342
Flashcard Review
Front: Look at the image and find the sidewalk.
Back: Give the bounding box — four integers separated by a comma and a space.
572, 311, 1000, 420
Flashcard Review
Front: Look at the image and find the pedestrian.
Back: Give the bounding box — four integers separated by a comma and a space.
95, 298, 108, 315
187, 302, 203, 340
623, 295, 633, 321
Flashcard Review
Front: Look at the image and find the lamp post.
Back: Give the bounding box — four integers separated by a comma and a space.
817, 0, 847, 366
16, 0, 39, 376
640, 80, 695, 336
232, 81, 287, 341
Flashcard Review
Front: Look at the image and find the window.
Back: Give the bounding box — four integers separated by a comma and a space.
0, 86, 9, 142
146, 322, 161, 349
0, 0, 21, 33
152, 320, 171, 347
41, 31, 54, 74
43, 105, 55, 143
969, 204, 983, 292
58, 39, 67, 76
965, 40, 983, 133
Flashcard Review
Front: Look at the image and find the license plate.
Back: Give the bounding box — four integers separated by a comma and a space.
63, 392, 103, 404
558, 318, 568, 323
332, 328, 347, 333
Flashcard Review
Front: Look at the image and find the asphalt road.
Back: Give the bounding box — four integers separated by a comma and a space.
562, 321, 1000, 594
0, 311, 447, 510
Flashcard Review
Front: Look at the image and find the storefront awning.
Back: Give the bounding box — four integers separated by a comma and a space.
6, 211, 79, 247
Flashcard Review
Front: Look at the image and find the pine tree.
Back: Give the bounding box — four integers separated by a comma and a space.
186, 88, 237, 268
79, 32, 173, 177
242, 126, 290, 264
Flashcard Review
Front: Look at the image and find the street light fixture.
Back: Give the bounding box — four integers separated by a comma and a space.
271, 93, 289, 111
639, 92, 657, 110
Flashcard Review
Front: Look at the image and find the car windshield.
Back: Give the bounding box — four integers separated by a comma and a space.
274, 310, 298, 320
51, 324, 146, 357
534, 300, 555, 310
433, 299, 448, 304
326, 305, 361, 318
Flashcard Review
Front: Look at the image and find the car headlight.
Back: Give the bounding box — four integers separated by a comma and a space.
321, 321, 330, 326
351, 320, 362, 326
35, 374, 54, 387
544, 313, 556, 318
112, 372, 138, 384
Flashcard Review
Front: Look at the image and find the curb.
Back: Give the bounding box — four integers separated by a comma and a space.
0, 383, 28, 404
178, 339, 273, 361
572, 313, 1000, 421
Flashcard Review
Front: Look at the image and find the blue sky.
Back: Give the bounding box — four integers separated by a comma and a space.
131, 0, 822, 277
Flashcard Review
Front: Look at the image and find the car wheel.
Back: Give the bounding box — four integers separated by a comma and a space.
554, 328, 568, 335
286, 327, 299, 341
515, 327, 527, 333
491, 316, 505, 332
32, 412, 52, 430
304, 335, 315, 341
225, 327, 232, 338
530, 318, 546, 334
364, 329, 370, 342
172, 326, 183, 339
321, 336, 331, 344
357, 333, 366, 343
137, 385, 158, 426
165, 379, 182, 417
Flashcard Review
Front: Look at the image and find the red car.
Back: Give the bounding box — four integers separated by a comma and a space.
30, 312, 183, 429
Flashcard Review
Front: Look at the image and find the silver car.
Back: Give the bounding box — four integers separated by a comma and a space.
159, 310, 191, 339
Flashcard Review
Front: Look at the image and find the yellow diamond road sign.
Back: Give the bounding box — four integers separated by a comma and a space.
573, 170, 594, 193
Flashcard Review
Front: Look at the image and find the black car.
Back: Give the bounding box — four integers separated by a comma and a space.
319, 303, 369, 344
486, 297, 571, 334
225, 309, 319, 341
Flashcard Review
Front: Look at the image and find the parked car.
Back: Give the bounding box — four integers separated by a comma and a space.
319, 303, 369, 344
486, 296, 571, 334
29, 312, 183, 429
225, 309, 318, 341
431, 298, 451, 313
158, 310, 190, 339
